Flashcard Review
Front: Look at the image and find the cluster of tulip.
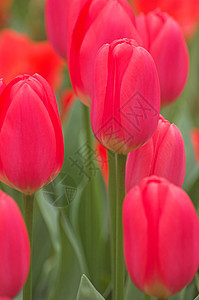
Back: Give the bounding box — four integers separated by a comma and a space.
45, 0, 199, 299
0, 0, 199, 299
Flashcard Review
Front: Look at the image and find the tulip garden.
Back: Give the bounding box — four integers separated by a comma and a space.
1, 0, 199, 300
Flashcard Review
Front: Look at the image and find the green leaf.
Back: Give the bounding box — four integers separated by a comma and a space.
194, 296, 199, 300
76, 275, 105, 300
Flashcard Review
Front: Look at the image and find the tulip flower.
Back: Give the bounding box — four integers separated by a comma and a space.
123, 176, 199, 299
0, 190, 30, 298
0, 73, 64, 194
91, 38, 160, 155
125, 115, 185, 192
135, 10, 189, 105
68, 0, 141, 106
0, 29, 65, 91
191, 129, 199, 162
45, 0, 71, 59
130, 0, 199, 38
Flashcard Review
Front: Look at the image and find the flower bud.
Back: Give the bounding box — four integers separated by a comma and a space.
136, 10, 189, 105
91, 38, 160, 155
125, 115, 185, 192
123, 176, 199, 299
0, 74, 64, 194
68, 0, 141, 106
45, 0, 71, 59
0, 190, 30, 298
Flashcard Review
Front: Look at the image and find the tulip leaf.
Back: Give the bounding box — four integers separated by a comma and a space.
76, 275, 105, 300
194, 296, 199, 300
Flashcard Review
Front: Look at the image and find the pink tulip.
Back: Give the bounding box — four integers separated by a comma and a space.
0, 74, 64, 194
0, 190, 30, 298
136, 10, 189, 105
68, 0, 141, 106
45, 0, 71, 59
91, 38, 160, 155
123, 176, 199, 298
125, 115, 185, 191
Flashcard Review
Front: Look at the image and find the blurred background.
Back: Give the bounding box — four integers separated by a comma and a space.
0, 0, 199, 299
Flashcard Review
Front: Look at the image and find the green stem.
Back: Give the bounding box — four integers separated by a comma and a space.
23, 194, 34, 300
108, 150, 117, 300
115, 154, 127, 300
144, 294, 151, 300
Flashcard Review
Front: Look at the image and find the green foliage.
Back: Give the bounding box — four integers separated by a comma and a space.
76, 275, 105, 300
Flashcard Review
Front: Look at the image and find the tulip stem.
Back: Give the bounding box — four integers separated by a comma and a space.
115, 153, 127, 300
23, 194, 34, 300
108, 150, 117, 299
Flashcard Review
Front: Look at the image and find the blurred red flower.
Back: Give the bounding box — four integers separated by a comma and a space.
0, 29, 65, 91
60, 88, 76, 124
0, 0, 13, 26
191, 129, 199, 162
130, 0, 199, 37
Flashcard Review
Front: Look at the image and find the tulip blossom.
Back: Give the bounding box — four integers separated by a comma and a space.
191, 129, 199, 162
68, 0, 141, 106
130, 0, 199, 38
135, 10, 189, 105
123, 176, 199, 299
0, 74, 64, 194
0, 190, 30, 298
45, 0, 71, 59
125, 115, 185, 192
91, 38, 160, 155
0, 29, 65, 91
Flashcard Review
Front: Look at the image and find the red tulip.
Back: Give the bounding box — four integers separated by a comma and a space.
135, 10, 189, 105
68, 0, 141, 106
45, 0, 71, 59
0, 190, 30, 298
125, 115, 185, 191
130, 0, 199, 38
91, 38, 160, 154
191, 129, 199, 162
123, 176, 199, 298
0, 74, 64, 194
0, 29, 65, 91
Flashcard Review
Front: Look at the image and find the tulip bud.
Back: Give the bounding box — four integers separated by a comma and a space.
136, 10, 189, 105
68, 0, 141, 106
91, 38, 160, 155
0, 74, 64, 194
45, 0, 70, 59
123, 176, 199, 299
125, 115, 185, 192
0, 190, 30, 298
